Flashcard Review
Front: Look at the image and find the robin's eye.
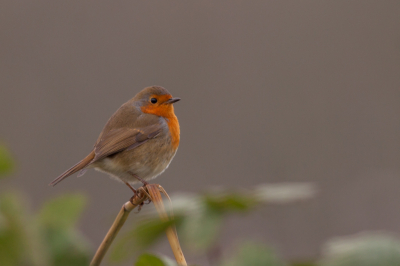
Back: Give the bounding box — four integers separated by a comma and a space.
150, 98, 157, 104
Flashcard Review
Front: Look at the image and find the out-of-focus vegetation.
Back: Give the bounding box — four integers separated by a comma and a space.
0, 144, 14, 177
0, 145, 91, 266
319, 232, 400, 266
110, 186, 400, 266
108, 183, 317, 265
2, 143, 400, 266
111, 183, 316, 265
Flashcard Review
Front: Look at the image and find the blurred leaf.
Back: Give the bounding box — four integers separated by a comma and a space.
204, 193, 257, 212
291, 263, 317, 266
254, 183, 316, 204
38, 194, 91, 266
180, 208, 222, 251
0, 192, 50, 266
0, 212, 5, 230
133, 218, 179, 247
319, 231, 400, 266
135, 253, 177, 266
0, 145, 14, 177
135, 253, 166, 266
111, 218, 180, 262
0, 193, 26, 266
110, 183, 317, 263
43, 227, 91, 266
38, 194, 87, 229
0, 190, 90, 266
176, 191, 255, 252
25, 220, 51, 266
220, 242, 287, 266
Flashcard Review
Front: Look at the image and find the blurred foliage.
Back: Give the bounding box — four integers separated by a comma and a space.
319, 232, 400, 266
0, 192, 91, 266
291, 263, 317, 266
0, 145, 14, 177
110, 218, 180, 262
130, 231, 400, 266
116, 183, 400, 266
112, 183, 316, 260
0, 193, 32, 266
2, 143, 400, 266
112, 183, 316, 265
219, 242, 287, 266
38, 194, 91, 266
135, 253, 178, 266
0, 144, 91, 266
204, 193, 257, 212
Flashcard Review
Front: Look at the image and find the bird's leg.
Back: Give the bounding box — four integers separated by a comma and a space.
125, 182, 140, 204
125, 182, 137, 194
128, 172, 149, 186
128, 172, 152, 204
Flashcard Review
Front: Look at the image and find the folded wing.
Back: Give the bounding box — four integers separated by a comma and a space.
49, 124, 162, 186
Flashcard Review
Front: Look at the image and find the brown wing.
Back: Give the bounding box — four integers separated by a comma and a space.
92, 124, 162, 162
49, 124, 162, 187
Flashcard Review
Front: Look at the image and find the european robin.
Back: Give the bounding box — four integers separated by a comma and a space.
49, 86, 180, 194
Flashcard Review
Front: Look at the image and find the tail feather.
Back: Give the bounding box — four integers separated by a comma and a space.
49, 151, 95, 186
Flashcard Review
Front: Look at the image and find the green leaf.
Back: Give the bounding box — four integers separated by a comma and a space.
111, 217, 180, 262
0, 193, 26, 266
43, 227, 91, 266
219, 242, 287, 266
0, 193, 50, 266
204, 193, 257, 213
0, 192, 90, 266
135, 253, 177, 266
319, 231, 400, 266
133, 218, 179, 247
38, 194, 87, 229
0, 145, 14, 177
135, 253, 166, 266
180, 208, 222, 251
38, 194, 91, 266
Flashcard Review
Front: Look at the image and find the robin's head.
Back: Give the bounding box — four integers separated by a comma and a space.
135, 86, 180, 118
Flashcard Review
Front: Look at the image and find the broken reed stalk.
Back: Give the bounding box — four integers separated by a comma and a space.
89, 191, 147, 266
147, 184, 187, 266
90, 184, 187, 266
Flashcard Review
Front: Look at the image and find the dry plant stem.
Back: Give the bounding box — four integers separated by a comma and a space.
147, 184, 187, 266
90, 192, 147, 266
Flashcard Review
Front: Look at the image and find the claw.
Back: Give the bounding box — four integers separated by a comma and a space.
134, 201, 144, 213
144, 198, 152, 204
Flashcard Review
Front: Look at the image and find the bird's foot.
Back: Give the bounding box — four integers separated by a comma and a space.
143, 196, 152, 205
128, 182, 152, 212
137, 185, 152, 204
135, 201, 145, 213
125, 182, 141, 204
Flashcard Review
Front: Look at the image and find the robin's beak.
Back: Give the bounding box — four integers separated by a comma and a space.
164, 97, 181, 104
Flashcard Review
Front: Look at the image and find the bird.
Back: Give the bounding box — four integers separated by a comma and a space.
49, 86, 180, 194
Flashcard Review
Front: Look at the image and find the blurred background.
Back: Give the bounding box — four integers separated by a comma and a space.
1, 1, 400, 265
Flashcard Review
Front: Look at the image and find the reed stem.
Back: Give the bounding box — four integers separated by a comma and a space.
147, 184, 187, 266
89, 192, 147, 266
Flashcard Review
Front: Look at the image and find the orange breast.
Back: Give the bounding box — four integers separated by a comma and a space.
166, 115, 180, 150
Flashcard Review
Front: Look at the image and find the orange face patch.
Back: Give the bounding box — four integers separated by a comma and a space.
141, 94, 180, 150
140, 94, 174, 117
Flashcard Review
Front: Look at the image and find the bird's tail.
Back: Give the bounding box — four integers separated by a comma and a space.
49, 151, 95, 186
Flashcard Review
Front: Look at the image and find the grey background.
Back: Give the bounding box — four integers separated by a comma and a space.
1, 1, 400, 265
